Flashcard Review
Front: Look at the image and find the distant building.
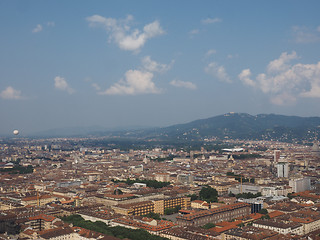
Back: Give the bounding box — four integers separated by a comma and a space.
311, 141, 320, 157
253, 219, 304, 236
237, 198, 263, 213
176, 202, 250, 227
274, 150, 280, 163
129, 165, 143, 173
277, 162, 289, 178
229, 184, 261, 195
112, 197, 190, 216
177, 174, 193, 185
154, 173, 170, 182
289, 177, 311, 193
224, 226, 278, 240
27, 214, 59, 231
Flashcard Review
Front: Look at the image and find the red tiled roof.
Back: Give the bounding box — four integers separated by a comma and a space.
210, 224, 238, 233
268, 210, 285, 218
29, 214, 55, 222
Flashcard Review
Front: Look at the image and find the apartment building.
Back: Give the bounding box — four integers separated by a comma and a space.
176, 202, 250, 227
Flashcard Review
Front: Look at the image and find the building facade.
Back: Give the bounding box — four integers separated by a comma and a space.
176, 202, 250, 227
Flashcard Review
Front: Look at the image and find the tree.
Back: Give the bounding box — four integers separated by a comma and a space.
199, 186, 218, 203
201, 222, 215, 229
164, 206, 181, 215
259, 209, 268, 215
143, 212, 161, 220
187, 194, 198, 201
261, 214, 270, 220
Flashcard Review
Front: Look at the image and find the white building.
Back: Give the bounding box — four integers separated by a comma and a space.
277, 162, 289, 178
289, 177, 311, 193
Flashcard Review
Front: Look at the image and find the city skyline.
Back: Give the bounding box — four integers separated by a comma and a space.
1, 1, 320, 135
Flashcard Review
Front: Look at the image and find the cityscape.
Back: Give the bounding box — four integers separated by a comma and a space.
1, 1, 320, 239
0, 120, 320, 239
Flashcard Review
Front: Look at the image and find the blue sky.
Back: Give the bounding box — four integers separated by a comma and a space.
1, 1, 320, 135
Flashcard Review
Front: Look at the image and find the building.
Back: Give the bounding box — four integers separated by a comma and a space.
129, 165, 143, 173
176, 202, 250, 227
229, 184, 261, 195
177, 174, 193, 185
277, 209, 320, 235
113, 201, 154, 216
289, 177, 311, 193
311, 141, 320, 157
21, 194, 56, 207
155, 173, 170, 182
0, 212, 19, 235
224, 226, 278, 240
274, 150, 281, 163
162, 197, 190, 214
27, 214, 59, 231
112, 196, 190, 216
237, 198, 263, 213
253, 219, 304, 235
277, 162, 289, 178
191, 200, 210, 210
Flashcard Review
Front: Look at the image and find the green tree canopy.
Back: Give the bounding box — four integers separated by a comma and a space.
199, 186, 218, 203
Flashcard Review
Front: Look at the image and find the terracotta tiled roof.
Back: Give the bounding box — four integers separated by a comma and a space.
39, 227, 74, 239
268, 210, 285, 218
29, 214, 55, 222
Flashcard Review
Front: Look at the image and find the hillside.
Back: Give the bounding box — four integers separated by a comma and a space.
138, 113, 320, 142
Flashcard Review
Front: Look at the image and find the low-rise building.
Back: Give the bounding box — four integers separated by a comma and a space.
176, 202, 250, 227
223, 226, 278, 240
253, 219, 303, 236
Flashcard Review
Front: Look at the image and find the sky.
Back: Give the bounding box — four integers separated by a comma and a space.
1, 0, 320, 135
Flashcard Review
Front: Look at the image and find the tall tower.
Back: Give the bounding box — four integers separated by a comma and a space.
311, 141, 320, 157
277, 162, 289, 178
274, 150, 281, 163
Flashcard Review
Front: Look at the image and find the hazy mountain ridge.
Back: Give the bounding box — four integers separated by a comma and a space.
27, 113, 320, 142
137, 113, 320, 142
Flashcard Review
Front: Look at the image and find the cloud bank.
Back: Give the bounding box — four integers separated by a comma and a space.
239, 51, 320, 105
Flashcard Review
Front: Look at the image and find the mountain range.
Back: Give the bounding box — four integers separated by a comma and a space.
30, 113, 320, 142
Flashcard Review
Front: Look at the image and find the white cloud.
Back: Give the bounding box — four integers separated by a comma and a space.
239, 69, 255, 87
170, 80, 197, 90
227, 54, 239, 59
0, 86, 24, 100
99, 70, 161, 95
32, 22, 54, 33
202, 17, 222, 24
92, 83, 101, 91
205, 62, 231, 83
189, 29, 200, 36
141, 56, 172, 73
205, 49, 217, 57
54, 76, 74, 94
292, 26, 320, 43
271, 92, 297, 106
32, 24, 43, 33
86, 15, 165, 52
238, 51, 320, 105
267, 51, 298, 73
47, 21, 55, 27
